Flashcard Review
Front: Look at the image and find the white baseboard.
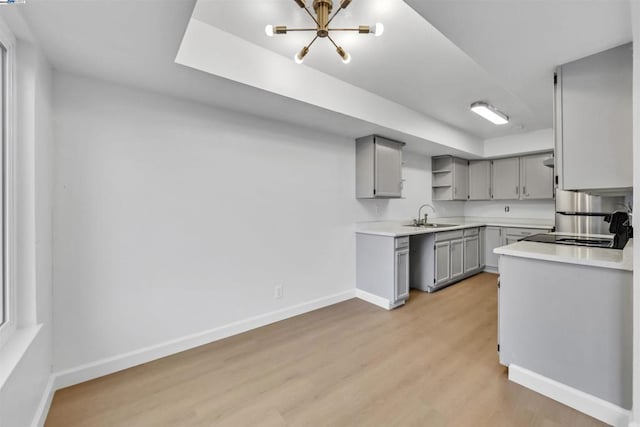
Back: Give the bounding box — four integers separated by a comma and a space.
355, 289, 395, 310
509, 365, 631, 427
53, 289, 356, 390
31, 374, 55, 427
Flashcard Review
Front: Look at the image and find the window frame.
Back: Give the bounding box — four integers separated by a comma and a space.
0, 20, 16, 349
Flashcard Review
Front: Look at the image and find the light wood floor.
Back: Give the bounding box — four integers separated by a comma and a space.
46, 273, 604, 426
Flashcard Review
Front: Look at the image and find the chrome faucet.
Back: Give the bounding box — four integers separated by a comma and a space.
415, 203, 436, 226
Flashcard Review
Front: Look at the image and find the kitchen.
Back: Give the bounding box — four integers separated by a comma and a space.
354, 41, 634, 425
0, 1, 638, 427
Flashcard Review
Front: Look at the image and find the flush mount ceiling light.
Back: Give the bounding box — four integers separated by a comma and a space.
470, 101, 509, 125
265, 0, 384, 64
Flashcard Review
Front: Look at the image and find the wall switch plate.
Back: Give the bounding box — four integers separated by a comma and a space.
504, 206, 510, 213
275, 285, 283, 299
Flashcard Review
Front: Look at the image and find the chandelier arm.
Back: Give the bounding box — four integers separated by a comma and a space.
326, 7, 344, 27
326, 34, 340, 49
302, 5, 320, 26
328, 28, 361, 31
284, 28, 319, 32
307, 35, 320, 48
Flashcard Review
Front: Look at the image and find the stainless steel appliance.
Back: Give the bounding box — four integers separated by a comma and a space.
555, 189, 627, 235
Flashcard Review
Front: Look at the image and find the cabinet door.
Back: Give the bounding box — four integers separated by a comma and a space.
453, 158, 469, 200
374, 138, 403, 197
520, 154, 554, 199
469, 160, 491, 200
434, 241, 451, 286
491, 158, 520, 200
485, 227, 502, 269
561, 43, 632, 190
464, 237, 479, 274
479, 227, 486, 268
394, 248, 410, 302
450, 239, 464, 280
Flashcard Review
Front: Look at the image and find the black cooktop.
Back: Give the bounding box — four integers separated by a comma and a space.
522, 234, 615, 249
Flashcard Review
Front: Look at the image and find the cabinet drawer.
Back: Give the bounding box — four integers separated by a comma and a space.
395, 236, 410, 249
504, 227, 546, 237
435, 230, 464, 242
463, 227, 479, 237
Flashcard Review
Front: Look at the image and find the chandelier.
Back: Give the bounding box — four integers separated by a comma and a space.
265, 0, 384, 64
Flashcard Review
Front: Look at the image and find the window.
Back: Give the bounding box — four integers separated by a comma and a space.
0, 22, 14, 348
0, 43, 4, 329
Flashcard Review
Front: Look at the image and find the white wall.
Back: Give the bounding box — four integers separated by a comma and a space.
0, 40, 54, 427
464, 200, 555, 220
51, 72, 449, 373
484, 128, 553, 158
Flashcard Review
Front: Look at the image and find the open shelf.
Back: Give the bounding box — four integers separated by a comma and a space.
432, 186, 453, 201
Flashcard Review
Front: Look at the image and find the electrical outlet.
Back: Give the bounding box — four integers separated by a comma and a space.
275, 285, 283, 299
504, 205, 510, 213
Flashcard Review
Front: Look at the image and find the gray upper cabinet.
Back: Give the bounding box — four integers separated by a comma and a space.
491, 158, 520, 200
432, 156, 469, 201
356, 135, 404, 199
453, 158, 469, 201
520, 154, 554, 199
468, 160, 491, 200
433, 152, 553, 201
557, 43, 632, 191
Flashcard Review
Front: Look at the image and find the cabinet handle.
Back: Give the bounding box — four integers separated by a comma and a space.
516, 186, 519, 195
454, 187, 457, 196
523, 186, 528, 197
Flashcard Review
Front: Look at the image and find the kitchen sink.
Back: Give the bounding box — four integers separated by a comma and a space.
404, 223, 458, 228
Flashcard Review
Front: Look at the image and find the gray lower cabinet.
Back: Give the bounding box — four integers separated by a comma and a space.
429, 228, 482, 292
486, 226, 552, 271
434, 241, 451, 286
395, 246, 410, 302
484, 227, 502, 270
479, 227, 486, 268
464, 236, 480, 274
356, 234, 410, 309
450, 238, 465, 280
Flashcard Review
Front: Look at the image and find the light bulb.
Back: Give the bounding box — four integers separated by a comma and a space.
294, 46, 309, 64
265, 25, 274, 37
373, 23, 384, 37
336, 46, 351, 64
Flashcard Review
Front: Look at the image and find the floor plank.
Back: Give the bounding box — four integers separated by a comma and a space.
46, 273, 605, 426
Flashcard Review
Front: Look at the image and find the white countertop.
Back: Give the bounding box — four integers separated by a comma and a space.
355, 217, 554, 237
494, 238, 633, 271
